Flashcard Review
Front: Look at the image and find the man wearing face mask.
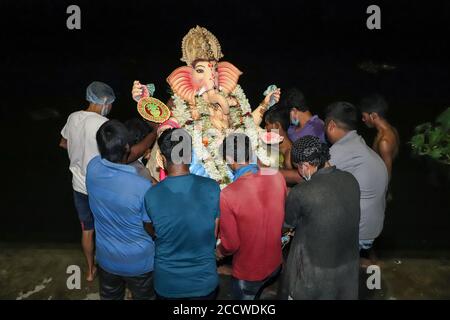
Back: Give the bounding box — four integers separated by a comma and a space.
281, 88, 326, 144
280, 135, 360, 300
59, 81, 115, 282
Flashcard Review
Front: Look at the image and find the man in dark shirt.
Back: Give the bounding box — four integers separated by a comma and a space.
279, 135, 360, 300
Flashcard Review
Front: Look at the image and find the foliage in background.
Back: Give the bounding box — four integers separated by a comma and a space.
410, 107, 450, 165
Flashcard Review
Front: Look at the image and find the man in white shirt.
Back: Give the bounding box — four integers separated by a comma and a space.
59, 81, 115, 282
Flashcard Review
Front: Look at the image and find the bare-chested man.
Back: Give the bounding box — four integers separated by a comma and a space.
360, 94, 400, 179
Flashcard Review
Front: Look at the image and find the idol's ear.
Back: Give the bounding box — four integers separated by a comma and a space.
217, 61, 243, 94
166, 66, 197, 104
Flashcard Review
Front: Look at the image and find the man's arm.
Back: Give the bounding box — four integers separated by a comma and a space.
378, 139, 393, 179
285, 188, 301, 229
217, 195, 240, 256
59, 137, 67, 150
280, 168, 302, 185
215, 218, 219, 239
127, 130, 157, 163
143, 222, 156, 241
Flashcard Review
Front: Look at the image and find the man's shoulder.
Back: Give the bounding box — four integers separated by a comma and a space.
87, 155, 102, 171
193, 174, 220, 188
332, 167, 359, 184
84, 112, 108, 127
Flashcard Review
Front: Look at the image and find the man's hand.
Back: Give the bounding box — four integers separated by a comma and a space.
59, 137, 67, 150
215, 246, 225, 261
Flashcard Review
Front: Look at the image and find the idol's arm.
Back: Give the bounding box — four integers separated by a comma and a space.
252, 103, 269, 126
251, 88, 281, 126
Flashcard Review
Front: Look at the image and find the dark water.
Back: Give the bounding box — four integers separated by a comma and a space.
1, 1, 449, 251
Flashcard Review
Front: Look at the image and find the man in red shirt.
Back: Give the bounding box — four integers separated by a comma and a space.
216, 133, 286, 300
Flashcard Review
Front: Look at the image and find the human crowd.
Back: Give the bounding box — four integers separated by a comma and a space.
60, 81, 399, 300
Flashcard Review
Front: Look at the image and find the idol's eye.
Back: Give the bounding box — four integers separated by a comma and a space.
196, 69, 204, 74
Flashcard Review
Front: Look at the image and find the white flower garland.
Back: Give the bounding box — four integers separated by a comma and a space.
171, 85, 271, 188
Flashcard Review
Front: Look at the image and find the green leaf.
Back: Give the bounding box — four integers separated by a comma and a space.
428, 148, 443, 160
410, 133, 425, 149
414, 122, 432, 133
428, 128, 444, 146
436, 107, 450, 131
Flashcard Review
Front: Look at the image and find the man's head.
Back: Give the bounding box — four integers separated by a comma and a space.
324, 101, 359, 144
360, 94, 388, 128
96, 120, 131, 164
221, 133, 252, 171
86, 81, 116, 116
291, 135, 330, 181
280, 88, 308, 126
264, 107, 290, 135
124, 118, 152, 146
157, 128, 192, 170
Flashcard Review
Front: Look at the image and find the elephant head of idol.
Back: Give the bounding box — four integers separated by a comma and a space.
167, 26, 242, 118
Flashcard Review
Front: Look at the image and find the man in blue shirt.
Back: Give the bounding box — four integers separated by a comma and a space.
86, 120, 155, 300
144, 128, 220, 300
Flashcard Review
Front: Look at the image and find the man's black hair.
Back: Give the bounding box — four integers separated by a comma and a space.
157, 128, 192, 165
264, 106, 290, 132
280, 87, 308, 112
324, 101, 359, 131
359, 94, 389, 118
291, 135, 330, 169
221, 133, 252, 163
96, 120, 130, 163
125, 118, 152, 146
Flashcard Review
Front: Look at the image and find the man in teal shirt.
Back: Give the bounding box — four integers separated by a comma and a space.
144, 128, 220, 299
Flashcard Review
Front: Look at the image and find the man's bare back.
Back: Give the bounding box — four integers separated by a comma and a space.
373, 124, 400, 178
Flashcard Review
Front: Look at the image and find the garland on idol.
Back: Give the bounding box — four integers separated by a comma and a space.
171, 85, 271, 189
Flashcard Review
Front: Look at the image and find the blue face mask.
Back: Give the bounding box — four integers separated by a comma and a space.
291, 118, 300, 126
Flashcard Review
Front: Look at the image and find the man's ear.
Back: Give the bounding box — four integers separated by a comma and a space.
370, 112, 379, 121
327, 119, 336, 130
275, 122, 282, 131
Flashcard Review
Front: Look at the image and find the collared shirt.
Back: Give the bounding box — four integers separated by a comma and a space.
329, 130, 388, 240
288, 115, 326, 143
86, 156, 154, 277
219, 169, 286, 281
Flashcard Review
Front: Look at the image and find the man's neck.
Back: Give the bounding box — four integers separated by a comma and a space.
167, 164, 190, 177
86, 104, 100, 114
334, 129, 351, 144
373, 117, 390, 133
299, 111, 313, 127
234, 162, 250, 171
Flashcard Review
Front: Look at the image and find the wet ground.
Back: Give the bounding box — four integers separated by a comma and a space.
2, 243, 450, 300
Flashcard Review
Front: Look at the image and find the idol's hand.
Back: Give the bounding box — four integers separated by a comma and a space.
263, 88, 281, 108
131, 80, 144, 102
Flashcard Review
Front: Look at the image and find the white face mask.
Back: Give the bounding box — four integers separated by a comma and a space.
100, 105, 111, 116
301, 164, 312, 181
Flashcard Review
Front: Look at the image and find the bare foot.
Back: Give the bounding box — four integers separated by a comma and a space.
86, 266, 97, 282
